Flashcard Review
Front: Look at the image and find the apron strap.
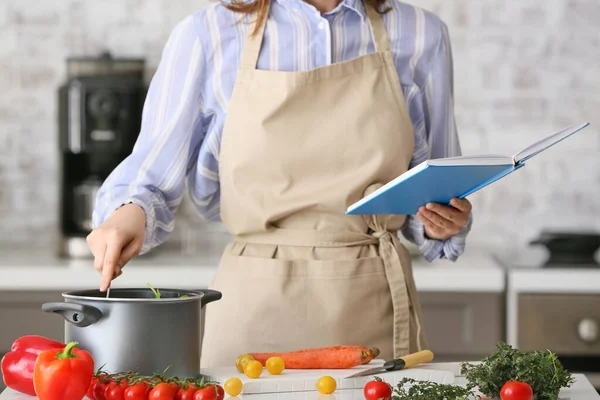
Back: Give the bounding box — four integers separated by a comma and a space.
364, 1, 391, 53
240, 0, 392, 71
239, 4, 271, 71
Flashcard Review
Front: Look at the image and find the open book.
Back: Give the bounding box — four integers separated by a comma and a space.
346, 122, 591, 216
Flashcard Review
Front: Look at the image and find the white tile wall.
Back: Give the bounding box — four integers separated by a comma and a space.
0, 0, 598, 254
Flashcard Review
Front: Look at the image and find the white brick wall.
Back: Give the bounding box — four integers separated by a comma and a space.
0, 0, 598, 254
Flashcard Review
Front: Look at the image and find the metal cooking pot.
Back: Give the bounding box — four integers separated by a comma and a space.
42, 288, 221, 378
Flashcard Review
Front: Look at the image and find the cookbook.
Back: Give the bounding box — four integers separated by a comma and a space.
346, 122, 591, 216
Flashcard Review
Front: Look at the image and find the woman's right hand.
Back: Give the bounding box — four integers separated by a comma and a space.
86, 204, 147, 292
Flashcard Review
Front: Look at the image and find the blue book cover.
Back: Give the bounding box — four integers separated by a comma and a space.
346, 122, 590, 216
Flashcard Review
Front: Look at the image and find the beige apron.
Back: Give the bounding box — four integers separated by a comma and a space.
200, 1, 428, 368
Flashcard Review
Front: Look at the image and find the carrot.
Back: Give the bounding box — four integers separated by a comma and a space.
286, 346, 379, 364
249, 347, 380, 369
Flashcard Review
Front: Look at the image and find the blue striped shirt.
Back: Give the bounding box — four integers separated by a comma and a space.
92, 0, 473, 262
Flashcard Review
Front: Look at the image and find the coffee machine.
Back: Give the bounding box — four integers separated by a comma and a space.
58, 52, 146, 258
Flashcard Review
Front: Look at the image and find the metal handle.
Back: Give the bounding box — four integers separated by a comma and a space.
42, 302, 103, 328
578, 318, 599, 344
200, 289, 222, 307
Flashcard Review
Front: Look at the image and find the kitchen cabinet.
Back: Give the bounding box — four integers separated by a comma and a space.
0, 291, 65, 391
418, 292, 505, 362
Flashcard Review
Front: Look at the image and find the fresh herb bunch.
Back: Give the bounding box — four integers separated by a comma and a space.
391, 377, 477, 400
460, 342, 574, 400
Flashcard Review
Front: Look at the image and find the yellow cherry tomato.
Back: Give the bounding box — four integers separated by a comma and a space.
224, 377, 244, 396
236, 354, 255, 373
244, 360, 263, 379
265, 356, 285, 375
316, 376, 337, 394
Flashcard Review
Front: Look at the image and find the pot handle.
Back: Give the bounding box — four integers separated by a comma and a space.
42, 302, 103, 328
200, 289, 222, 307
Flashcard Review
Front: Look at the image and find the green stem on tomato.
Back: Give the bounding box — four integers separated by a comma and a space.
55, 341, 79, 360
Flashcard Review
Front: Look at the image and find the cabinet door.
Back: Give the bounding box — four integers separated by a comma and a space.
418, 292, 505, 360
0, 291, 65, 391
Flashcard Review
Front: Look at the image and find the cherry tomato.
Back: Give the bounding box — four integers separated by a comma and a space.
105, 382, 125, 400
176, 387, 197, 400
236, 354, 255, 373
265, 357, 285, 375
119, 378, 130, 389
224, 378, 243, 397
500, 381, 533, 400
244, 360, 263, 379
193, 386, 218, 400
215, 385, 225, 400
316, 376, 337, 395
87, 377, 99, 400
93, 379, 109, 400
169, 382, 180, 393
363, 378, 392, 400
149, 382, 177, 400
124, 382, 150, 400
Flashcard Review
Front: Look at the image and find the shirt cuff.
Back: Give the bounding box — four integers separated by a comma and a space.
401, 212, 473, 262
92, 194, 158, 255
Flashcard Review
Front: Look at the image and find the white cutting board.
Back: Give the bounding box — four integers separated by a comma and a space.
201, 360, 455, 394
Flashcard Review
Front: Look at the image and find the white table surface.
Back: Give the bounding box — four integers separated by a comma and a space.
1, 374, 598, 399
2, 363, 598, 399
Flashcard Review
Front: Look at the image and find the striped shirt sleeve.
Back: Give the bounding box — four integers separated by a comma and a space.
401, 21, 473, 262
92, 15, 207, 254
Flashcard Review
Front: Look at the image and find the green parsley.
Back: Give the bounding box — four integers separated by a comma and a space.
391, 377, 477, 400
460, 342, 575, 400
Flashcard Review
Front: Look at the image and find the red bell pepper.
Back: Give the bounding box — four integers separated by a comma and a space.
33, 341, 95, 400
1, 335, 65, 396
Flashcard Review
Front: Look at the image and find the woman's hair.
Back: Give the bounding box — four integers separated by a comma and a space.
222, 0, 390, 36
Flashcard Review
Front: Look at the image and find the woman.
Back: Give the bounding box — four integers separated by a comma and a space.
89, 0, 473, 367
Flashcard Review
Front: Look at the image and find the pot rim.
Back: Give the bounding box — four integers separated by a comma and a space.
61, 288, 205, 303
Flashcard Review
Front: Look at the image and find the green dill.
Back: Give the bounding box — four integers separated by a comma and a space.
460, 342, 574, 400
391, 377, 477, 399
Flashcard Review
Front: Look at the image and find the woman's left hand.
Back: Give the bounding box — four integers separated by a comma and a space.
417, 198, 472, 240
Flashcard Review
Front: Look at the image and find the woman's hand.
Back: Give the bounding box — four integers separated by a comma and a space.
416, 198, 472, 240
86, 204, 146, 292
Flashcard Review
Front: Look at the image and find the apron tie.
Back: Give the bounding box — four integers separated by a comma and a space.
362, 183, 420, 357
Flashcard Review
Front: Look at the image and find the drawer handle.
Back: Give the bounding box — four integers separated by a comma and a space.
577, 318, 599, 344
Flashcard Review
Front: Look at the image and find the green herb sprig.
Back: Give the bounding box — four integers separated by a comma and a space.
460, 342, 574, 400
391, 377, 477, 400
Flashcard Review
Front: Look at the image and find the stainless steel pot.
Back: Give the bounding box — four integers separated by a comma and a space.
42, 288, 221, 378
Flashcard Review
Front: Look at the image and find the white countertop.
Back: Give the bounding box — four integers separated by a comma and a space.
0, 248, 504, 293
508, 268, 600, 294
2, 367, 598, 399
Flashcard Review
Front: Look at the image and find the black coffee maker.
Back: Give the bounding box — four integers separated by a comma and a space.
58, 52, 146, 258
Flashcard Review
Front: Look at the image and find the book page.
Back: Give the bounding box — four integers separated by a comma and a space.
512, 122, 590, 164
427, 154, 513, 166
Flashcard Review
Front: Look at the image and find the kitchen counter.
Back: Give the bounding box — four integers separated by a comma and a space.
1, 368, 598, 399
0, 249, 504, 293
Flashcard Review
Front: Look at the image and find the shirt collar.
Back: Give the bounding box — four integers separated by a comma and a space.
274, 0, 367, 22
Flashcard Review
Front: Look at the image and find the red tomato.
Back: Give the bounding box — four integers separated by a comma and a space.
363, 378, 393, 400
105, 382, 125, 400
93, 380, 109, 400
119, 378, 130, 389
124, 382, 150, 400
177, 387, 197, 400
149, 382, 177, 400
170, 382, 180, 393
215, 385, 225, 400
87, 377, 99, 400
193, 387, 218, 400
500, 381, 533, 400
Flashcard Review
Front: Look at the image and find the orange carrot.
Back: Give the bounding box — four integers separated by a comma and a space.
249, 347, 380, 369
287, 346, 379, 364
